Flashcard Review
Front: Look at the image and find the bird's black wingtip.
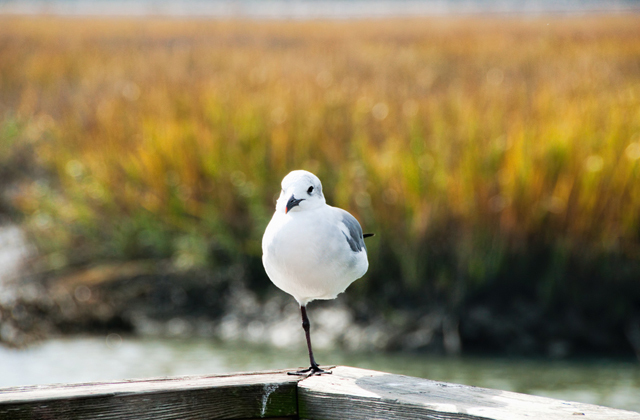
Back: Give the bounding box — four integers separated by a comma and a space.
363, 233, 375, 239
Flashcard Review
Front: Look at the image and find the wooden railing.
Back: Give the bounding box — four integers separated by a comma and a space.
1, 366, 638, 420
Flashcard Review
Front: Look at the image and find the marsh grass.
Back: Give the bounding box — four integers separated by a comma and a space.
1, 16, 640, 307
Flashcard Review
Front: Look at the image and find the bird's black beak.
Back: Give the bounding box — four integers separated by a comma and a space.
285, 195, 304, 214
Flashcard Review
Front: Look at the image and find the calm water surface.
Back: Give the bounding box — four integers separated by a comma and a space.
1, 336, 638, 412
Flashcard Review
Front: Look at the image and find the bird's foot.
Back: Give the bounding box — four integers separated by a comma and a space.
287, 364, 332, 377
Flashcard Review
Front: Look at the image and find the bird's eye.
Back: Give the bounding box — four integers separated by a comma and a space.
307, 186, 314, 194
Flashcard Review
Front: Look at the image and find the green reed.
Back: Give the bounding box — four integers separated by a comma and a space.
1, 16, 639, 301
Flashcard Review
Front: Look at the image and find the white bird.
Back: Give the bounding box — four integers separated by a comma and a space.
262, 170, 372, 375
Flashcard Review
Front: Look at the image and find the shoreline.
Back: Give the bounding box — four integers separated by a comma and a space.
2, 257, 638, 360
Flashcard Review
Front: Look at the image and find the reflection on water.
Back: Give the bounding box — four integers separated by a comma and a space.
0, 336, 638, 412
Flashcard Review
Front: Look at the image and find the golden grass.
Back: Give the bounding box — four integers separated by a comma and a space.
1, 16, 640, 287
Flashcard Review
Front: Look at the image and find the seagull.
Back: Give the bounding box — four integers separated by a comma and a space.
262, 170, 373, 376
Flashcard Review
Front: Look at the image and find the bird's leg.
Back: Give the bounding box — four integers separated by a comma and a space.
288, 305, 332, 376
301, 305, 321, 371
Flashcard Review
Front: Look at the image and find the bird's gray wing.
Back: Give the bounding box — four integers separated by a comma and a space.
339, 211, 366, 253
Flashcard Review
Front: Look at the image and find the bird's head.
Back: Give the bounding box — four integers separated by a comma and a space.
276, 170, 326, 214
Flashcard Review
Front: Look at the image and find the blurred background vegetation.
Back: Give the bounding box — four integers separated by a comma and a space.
1, 15, 640, 356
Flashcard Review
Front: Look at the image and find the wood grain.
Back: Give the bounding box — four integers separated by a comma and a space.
2, 365, 638, 420
0, 369, 300, 420
297, 366, 640, 420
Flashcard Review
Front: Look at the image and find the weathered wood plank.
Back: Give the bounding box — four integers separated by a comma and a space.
3, 365, 638, 420
297, 366, 640, 420
0, 369, 301, 420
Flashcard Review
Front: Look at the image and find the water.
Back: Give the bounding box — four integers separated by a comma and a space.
0, 336, 638, 413
0, 0, 638, 18
0, 224, 34, 306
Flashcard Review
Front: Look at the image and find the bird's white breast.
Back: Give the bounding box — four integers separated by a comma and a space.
262, 206, 368, 306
